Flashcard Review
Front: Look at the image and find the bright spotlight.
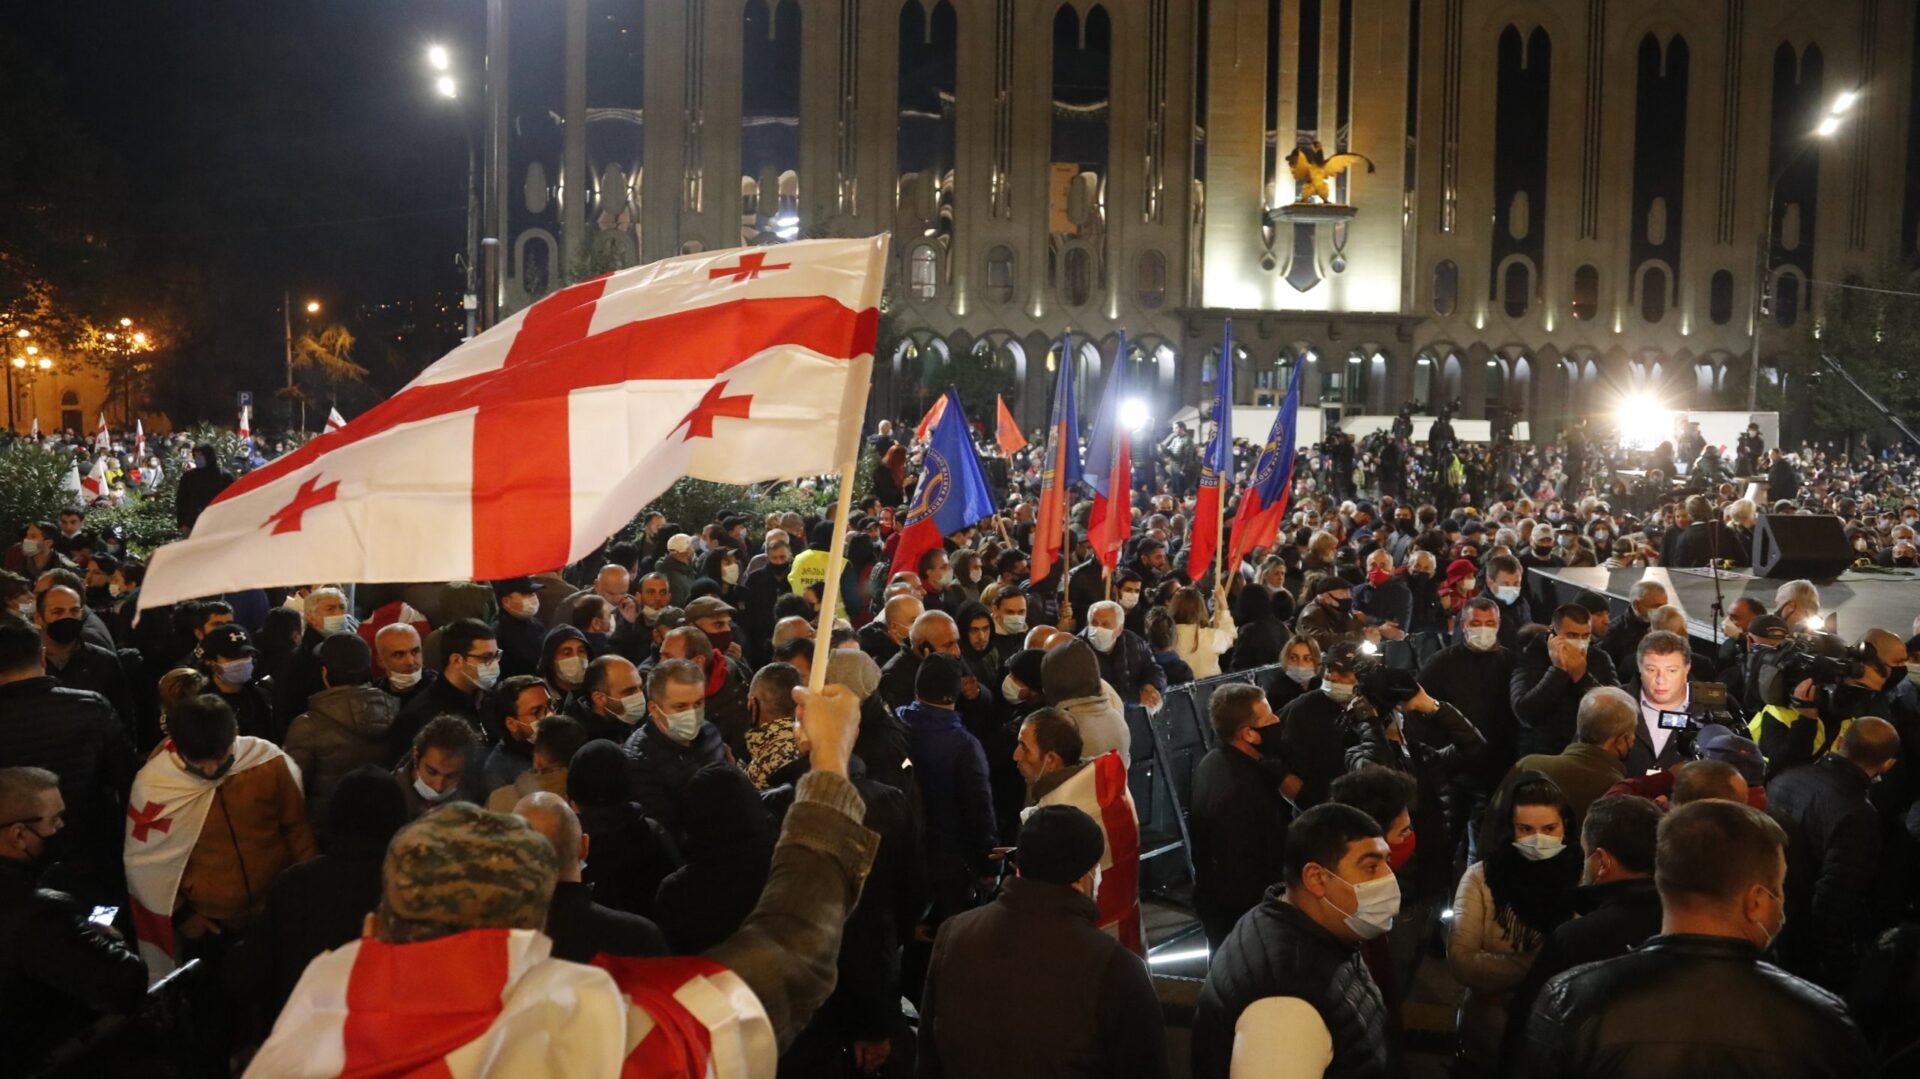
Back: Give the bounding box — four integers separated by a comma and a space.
1805, 614, 1826, 631
435, 74, 458, 99
1815, 115, 1842, 137
1615, 393, 1671, 451
1830, 89, 1858, 114
305, 300, 322, 315
1359, 640, 1379, 656
1119, 398, 1150, 432
427, 44, 451, 72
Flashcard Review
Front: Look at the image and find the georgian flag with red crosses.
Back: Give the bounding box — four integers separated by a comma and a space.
140, 238, 887, 610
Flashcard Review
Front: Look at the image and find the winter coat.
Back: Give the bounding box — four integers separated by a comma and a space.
620, 720, 728, 836
0, 677, 135, 879
898, 701, 997, 881
255, 835, 385, 1008
574, 801, 681, 919
177, 751, 319, 925
1082, 626, 1167, 704
1189, 745, 1291, 949
0, 856, 148, 1071
1447, 860, 1540, 1063
1510, 635, 1618, 758
1766, 754, 1883, 992
284, 685, 400, 821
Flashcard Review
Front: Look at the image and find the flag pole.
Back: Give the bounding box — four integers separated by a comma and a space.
806, 429, 862, 697
1212, 321, 1231, 594
1059, 327, 1076, 628
1103, 331, 1126, 603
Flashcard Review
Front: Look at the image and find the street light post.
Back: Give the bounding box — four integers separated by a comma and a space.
1748, 89, 1858, 412
285, 295, 321, 431
428, 44, 481, 340
5, 329, 28, 434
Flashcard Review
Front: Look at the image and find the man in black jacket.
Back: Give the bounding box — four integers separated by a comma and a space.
514, 790, 666, 962
1668, 494, 1743, 569
1272, 640, 1367, 810
1766, 716, 1899, 993
1518, 799, 1874, 1078
1190, 684, 1293, 951
394, 617, 498, 751
1765, 448, 1799, 502
1420, 596, 1518, 858
34, 583, 135, 736
0, 765, 147, 1073
0, 617, 134, 895
1504, 794, 1663, 1063
1192, 803, 1395, 1079
622, 658, 728, 836
1081, 600, 1166, 709
921, 804, 1168, 1078
1599, 578, 1666, 674
1511, 603, 1618, 757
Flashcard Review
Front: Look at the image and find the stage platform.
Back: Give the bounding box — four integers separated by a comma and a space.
1532, 565, 1920, 645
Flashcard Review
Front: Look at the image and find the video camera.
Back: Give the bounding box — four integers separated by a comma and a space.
1651, 681, 1741, 759
1749, 636, 1877, 720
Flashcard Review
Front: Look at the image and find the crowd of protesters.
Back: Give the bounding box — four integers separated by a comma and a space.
2, 406, 1919, 1077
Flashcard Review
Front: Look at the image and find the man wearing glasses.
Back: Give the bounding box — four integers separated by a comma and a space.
393, 617, 502, 754
0, 765, 147, 1072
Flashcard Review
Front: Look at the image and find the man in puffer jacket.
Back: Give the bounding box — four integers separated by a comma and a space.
1042, 638, 1131, 760
284, 633, 399, 823
899, 655, 996, 925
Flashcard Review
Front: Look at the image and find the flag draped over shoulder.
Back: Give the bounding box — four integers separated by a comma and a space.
1026, 751, 1143, 955
1227, 354, 1305, 564
140, 238, 888, 610
891, 388, 996, 587
1030, 332, 1082, 587
1083, 333, 1132, 575
1185, 322, 1235, 582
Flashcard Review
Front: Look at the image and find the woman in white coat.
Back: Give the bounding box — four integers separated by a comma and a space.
1168, 586, 1236, 680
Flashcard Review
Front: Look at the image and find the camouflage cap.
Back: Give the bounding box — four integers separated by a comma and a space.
376, 802, 558, 943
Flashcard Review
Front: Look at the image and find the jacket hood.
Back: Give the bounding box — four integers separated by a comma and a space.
1041, 639, 1102, 704
954, 600, 994, 659
539, 623, 588, 673
305, 684, 399, 737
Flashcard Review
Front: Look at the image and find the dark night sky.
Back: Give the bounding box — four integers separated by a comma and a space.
11, 1, 488, 414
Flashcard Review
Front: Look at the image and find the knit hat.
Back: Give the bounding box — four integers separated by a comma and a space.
1016, 805, 1106, 885
566, 739, 629, 809
1040, 639, 1102, 704
824, 648, 882, 701
377, 802, 558, 944
916, 653, 964, 706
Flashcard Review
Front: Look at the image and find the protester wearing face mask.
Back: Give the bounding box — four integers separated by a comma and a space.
1295, 574, 1369, 653
194, 622, 281, 743
284, 633, 401, 823
394, 715, 483, 819
622, 658, 727, 835
537, 624, 592, 705
986, 587, 1029, 663
489, 577, 547, 681
1080, 599, 1166, 711
1190, 684, 1296, 951
1517, 800, 1874, 1077
393, 618, 499, 752
1191, 803, 1397, 1079
1448, 776, 1580, 1069
33, 583, 135, 734
1513, 603, 1619, 758
1266, 641, 1366, 812
571, 653, 648, 744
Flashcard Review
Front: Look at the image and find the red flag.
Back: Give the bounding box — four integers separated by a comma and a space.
1186, 321, 1234, 582
1030, 333, 1082, 587
914, 393, 949, 443
1227, 356, 1305, 564
139, 239, 886, 611
1029, 751, 1144, 955
994, 394, 1027, 456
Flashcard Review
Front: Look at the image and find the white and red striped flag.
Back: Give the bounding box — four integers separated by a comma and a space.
139, 238, 886, 610
245, 930, 776, 1078
324, 406, 346, 433
1025, 750, 1144, 955
238, 403, 251, 441
134, 418, 146, 461
94, 412, 110, 451
79, 456, 110, 500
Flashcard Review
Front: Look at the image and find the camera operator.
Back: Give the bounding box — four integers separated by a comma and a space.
1746, 632, 1891, 780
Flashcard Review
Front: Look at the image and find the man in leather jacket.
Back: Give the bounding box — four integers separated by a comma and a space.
1516, 799, 1875, 1078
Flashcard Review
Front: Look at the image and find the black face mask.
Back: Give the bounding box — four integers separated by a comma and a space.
1253, 727, 1290, 761
44, 617, 84, 646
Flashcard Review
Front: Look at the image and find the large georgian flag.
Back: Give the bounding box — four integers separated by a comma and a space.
140, 238, 887, 610
1025, 751, 1144, 955
245, 929, 776, 1078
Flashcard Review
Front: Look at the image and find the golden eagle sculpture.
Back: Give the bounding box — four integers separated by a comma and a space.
1286, 141, 1375, 204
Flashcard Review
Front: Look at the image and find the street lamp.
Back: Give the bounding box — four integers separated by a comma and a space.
427, 43, 481, 338
4, 330, 27, 433
1748, 88, 1859, 411
285, 295, 323, 430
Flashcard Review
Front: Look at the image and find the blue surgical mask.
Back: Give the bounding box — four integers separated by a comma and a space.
1494, 585, 1521, 604
218, 658, 255, 685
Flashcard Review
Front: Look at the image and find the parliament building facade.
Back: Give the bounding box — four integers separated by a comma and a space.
490, 0, 1920, 432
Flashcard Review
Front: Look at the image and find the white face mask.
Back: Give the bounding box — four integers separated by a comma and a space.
19, 538, 42, 557
1321, 866, 1400, 940
1000, 614, 1026, 634
472, 661, 502, 690
722, 564, 741, 585
555, 655, 587, 684
387, 668, 422, 691
662, 705, 704, 744
1285, 664, 1316, 686
1002, 675, 1026, 703
1323, 680, 1355, 703
1464, 626, 1499, 652
1721, 618, 1743, 641
1514, 834, 1566, 861
641, 604, 664, 625
927, 569, 951, 590
413, 775, 456, 803
1118, 592, 1141, 610
511, 596, 540, 619
613, 692, 648, 724
1494, 585, 1521, 604
13, 600, 32, 620
322, 613, 352, 634
1088, 626, 1118, 653
107, 583, 127, 599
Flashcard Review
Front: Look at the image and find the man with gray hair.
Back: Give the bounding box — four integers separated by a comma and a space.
277, 583, 352, 719
1601, 577, 1667, 672
1506, 687, 1637, 824
1082, 598, 1166, 710
1773, 578, 1821, 631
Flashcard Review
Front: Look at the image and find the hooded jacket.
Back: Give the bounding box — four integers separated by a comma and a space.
1043, 641, 1131, 759
536, 624, 590, 703
284, 684, 400, 821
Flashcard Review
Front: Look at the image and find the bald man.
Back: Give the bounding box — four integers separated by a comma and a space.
514, 791, 666, 962
1764, 715, 1900, 992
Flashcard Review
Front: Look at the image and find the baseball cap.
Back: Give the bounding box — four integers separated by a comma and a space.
653, 606, 688, 632
1747, 614, 1791, 642
1015, 805, 1106, 886
199, 623, 258, 661
492, 576, 544, 596
1696, 726, 1766, 786
666, 533, 694, 555
316, 631, 374, 683
684, 596, 736, 621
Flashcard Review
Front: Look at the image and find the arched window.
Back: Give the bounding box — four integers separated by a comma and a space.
1501, 260, 1532, 318
1640, 264, 1670, 324
1413, 351, 1435, 406
60, 391, 79, 407
1432, 260, 1459, 316
1134, 249, 1167, 309
1773, 269, 1803, 328
908, 244, 938, 301
985, 245, 1015, 305
1062, 247, 1093, 307
1708, 269, 1735, 325
1571, 264, 1599, 321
